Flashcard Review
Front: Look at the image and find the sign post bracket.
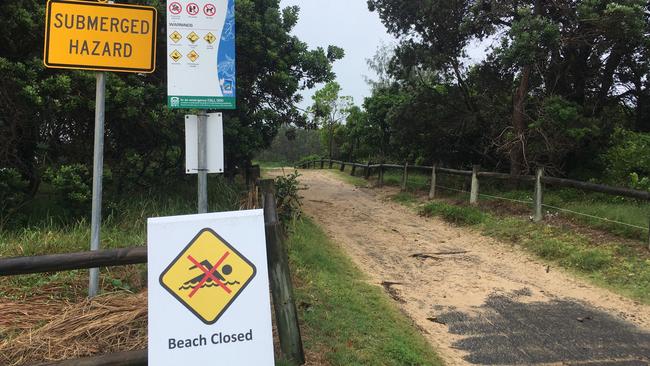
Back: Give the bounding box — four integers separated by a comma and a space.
197, 110, 208, 213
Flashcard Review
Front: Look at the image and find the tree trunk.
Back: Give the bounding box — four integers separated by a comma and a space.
510, 65, 531, 175
328, 122, 334, 160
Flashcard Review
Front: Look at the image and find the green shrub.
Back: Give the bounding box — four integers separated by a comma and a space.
529, 238, 574, 260
296, 154, 322, 167
274, 170, 303, 227
0, 168, 28, 226
43, 164, 92, 216
565, 248, 613, 271
420, 202, 486, 226
602, 129, 650, 190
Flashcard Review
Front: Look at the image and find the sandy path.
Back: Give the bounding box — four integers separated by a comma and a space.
289, 169, 650, 365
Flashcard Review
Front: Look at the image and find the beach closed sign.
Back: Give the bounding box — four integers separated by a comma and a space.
44, 0, 157, 73
148, 210, 274, 365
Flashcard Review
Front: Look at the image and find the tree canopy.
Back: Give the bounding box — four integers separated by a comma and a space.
0, 0, 343, 201
351, 0, 650, 181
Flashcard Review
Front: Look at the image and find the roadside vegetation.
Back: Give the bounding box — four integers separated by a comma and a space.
287, 218, 443, 366
1, 170, 442, 365
388, 188, 650, 304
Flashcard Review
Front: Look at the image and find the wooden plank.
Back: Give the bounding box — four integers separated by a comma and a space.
0, 247, 147, 276
259, 179, 305, 364
429, 164, 437, 200
542, 176, 650, 200
470, 165, 479, 205
36, 349, 147, 366
477, 171, 536, 182
437, 167, 473, 177
401, 162, 409, 191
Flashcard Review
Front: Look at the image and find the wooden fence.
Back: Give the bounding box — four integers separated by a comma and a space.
0, 180, 304, 366
298, 159, 650, 250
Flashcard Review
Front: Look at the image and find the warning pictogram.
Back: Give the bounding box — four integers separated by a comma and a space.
203, 3, 216, 16
186, 3, 199, 16
204, 32, 216, 44
170, 50, 182, 62
168, 2, 182, 15
187, 31, 200, 44
187, 50, 199, 62
159, 229, 256, 324
169, 31, 182, 43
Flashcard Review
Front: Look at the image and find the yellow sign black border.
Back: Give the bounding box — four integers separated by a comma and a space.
159, 228, 258, 325
43, 0, 158, 73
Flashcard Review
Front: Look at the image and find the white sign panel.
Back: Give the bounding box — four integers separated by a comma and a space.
167, 0, 236, 109
148, 210, 274, 365
185, 113, 224, 174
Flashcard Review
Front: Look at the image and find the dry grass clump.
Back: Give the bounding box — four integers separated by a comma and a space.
0, 291, 147, 365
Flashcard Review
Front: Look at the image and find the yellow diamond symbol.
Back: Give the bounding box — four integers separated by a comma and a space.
169, 49, 182, 62
187, 50, 199, 62
169, 31, 182, 43
160, 229, 257, 325
204, 32, 216, 44
187, 31, 200, 44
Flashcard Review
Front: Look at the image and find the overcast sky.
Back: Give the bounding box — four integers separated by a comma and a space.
279, 0, 396, 109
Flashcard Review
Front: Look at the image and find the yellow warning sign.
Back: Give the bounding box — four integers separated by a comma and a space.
44, 0, 157, 73
204, 32, 216, 44
169, 31, 182, 43
187, 50, 199, 62
187, 31, 200, 44
170, 49, 182, 62
159, 229, 257, 324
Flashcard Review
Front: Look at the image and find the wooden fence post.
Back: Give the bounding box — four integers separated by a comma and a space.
259, 179, 305, 364
470, 165, 480, 205
429, 165, 437, 200
647, 217, 650, 251
401, 162, 409, 191
534, 168, 544, 222
320, 159, 324, 169
350, 163, 357, 176
328, 159, 333, 169
365, 161, 372, 180
378, 163, 384, 187
339, 161, 345, 172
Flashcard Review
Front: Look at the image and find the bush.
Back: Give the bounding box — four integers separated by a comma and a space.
274, 170, 303, 227
0, 168, 28, 226
43, 164, 92, 216
297, 154, 322, 167
603, 129, 650, 190
420, 202, 486, 226
565, 248, 613, 271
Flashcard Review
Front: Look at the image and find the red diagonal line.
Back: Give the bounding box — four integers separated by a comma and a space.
186, 252, 231, 298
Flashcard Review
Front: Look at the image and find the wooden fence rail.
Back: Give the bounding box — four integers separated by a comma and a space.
297, 159, 650, 200
0, 247, 147, 277
36, 350, 147, 366
298, 159, 650, 249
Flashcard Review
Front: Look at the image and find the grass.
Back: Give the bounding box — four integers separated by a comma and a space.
391, 192, 418, 206
331, 168, 369, 188
383, 170, 430, 191
0, 176, 241, 300
403, 196, 650, 304
420, 201, 486, 226
287, 218, 443, 366
254, 160, 292, 169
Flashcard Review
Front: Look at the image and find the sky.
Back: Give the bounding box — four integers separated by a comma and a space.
279, 0, 396, 109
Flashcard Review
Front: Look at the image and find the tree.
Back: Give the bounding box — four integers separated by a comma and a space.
367, 0, 649, 176
0, 0, 343, 202
308, 82, 353, 159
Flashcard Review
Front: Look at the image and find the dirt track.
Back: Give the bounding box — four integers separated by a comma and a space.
290, 169, 650, 365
